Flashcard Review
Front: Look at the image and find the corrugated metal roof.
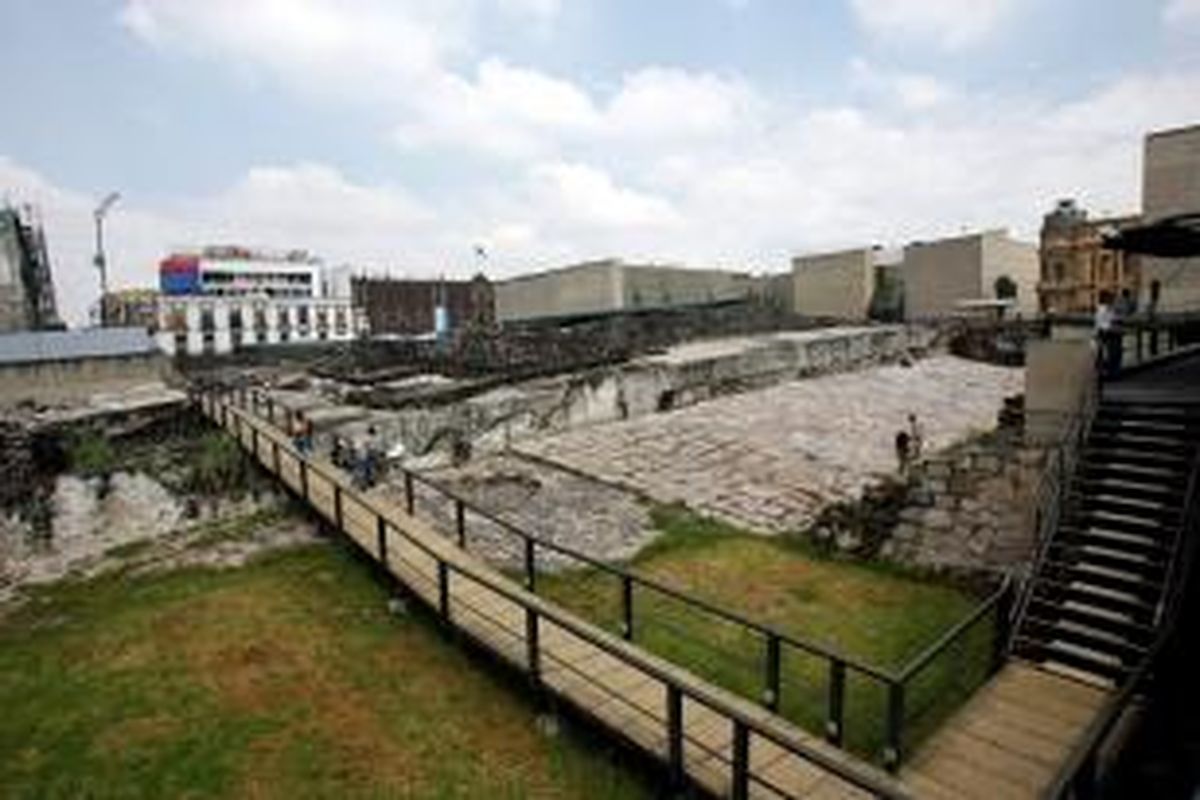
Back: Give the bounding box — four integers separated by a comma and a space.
0, 328, 158, 366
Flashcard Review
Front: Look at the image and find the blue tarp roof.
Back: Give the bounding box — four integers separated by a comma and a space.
0, 328, 157, 366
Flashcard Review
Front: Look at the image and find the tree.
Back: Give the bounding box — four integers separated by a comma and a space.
994, 275, 1018, 301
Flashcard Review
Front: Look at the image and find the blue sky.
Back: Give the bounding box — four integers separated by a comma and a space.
2, 0, 1199, 324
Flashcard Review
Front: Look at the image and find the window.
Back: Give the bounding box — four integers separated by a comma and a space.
200, 306, 215, 332
230, 307, 243, 330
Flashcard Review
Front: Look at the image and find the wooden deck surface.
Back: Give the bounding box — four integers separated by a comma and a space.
901, 662, 1111, 799
209, 397, 906, 799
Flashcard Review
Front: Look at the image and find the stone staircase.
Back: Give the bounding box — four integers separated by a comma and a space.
1012, 398, 1200, 686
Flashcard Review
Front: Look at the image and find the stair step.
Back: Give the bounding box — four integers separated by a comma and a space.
1027, 597, 1157, 644
1032, 577, 1156, 618
1079, 464, 1188, 489
1072, 479, 1178, 506
1092, 418, 1192, 438
1013, 637, 1131, 682
1021, 616, 1149, 661
1081, 448, 1190, 474
1087, 433, 1195, 457
1043, 560, 1162, 599
1097, 405, 1200, 425
1058, 525, 1169, 556
1049, 540, 1168, 577
1078, 496, 1181, 523
1072, 510, 1172, 538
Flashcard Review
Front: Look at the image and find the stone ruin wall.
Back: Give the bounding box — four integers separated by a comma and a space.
349, 325, 940, 467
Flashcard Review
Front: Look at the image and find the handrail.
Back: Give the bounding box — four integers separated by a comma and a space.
897, 576, 1012, 684
1042, 421, 1200, 798
207, 390, 911, 799
228, 384, 1019, 768
406, 468, 895, 681
1007, 367, 1099, 654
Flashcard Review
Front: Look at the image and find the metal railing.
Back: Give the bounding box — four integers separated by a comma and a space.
1044, 432, 1200, 799
203, 389, 910, 799
227, 384, 1013, 770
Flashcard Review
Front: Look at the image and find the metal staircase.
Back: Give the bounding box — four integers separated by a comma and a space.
1012, 397, 1200, 686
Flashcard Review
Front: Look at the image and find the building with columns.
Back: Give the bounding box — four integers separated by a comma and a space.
153, 245, 365, 356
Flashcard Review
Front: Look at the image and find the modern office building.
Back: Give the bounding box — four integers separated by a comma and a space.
153, 245, 364, 357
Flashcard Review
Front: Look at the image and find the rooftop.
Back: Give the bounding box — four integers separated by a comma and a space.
0, 327, 158, 366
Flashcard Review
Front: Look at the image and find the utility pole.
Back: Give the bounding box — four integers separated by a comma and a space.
94, 191, 120, 326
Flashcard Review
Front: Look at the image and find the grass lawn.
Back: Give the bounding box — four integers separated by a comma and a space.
538, 505, 996, 762
0, 542, 653, 800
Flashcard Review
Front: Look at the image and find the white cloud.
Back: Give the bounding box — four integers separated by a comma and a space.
850, 58, 954, 111
528, 162, 681, 228
1164, 0, 1200, 28
604, 68, 762, 141
850, 0, 1017, 49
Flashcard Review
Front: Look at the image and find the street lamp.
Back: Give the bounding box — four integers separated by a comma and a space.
94, 191, 120, 326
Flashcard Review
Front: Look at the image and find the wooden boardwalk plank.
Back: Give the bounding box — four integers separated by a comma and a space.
208, 399, 912, 800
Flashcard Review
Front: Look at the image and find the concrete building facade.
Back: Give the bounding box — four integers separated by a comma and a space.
1037, 200, 1141, 315
154, 295, 364, 357
495, 260, 755, 323
1143, 124, 1200, 311
791, 248, 874, 318
902, 230, 1038, 319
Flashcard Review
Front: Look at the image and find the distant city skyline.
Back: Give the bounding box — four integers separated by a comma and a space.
3, 0, 1200, 325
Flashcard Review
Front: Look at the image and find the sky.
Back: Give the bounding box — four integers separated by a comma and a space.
2, 0, 1200, 326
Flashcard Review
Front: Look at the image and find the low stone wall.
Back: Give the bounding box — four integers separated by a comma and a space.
882, 432, 1045, 572
0, 353, 169, 407
274, 325, 941, 468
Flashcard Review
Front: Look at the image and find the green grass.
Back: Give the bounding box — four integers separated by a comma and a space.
0, 544, 652, 799
539, 504, 996, 762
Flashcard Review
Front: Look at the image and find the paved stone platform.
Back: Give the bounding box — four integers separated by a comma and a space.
517, 356, 1023, 534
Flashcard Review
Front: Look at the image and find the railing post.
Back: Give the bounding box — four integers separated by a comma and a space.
885, 681, 905, 771
251, 426, 258, 460
762, 633, 781, 711
266, 396, 275, 425
993, 580, 1015, 672
455, 499, 466, 549
404, 471, 414, 515
299, 458, 309, 500
438, 561, 450, 619
666, 685, 684, 790
377, 514, 388, 567
334, 483, 343, 532
524, 537, 537, 592
526, 607, 540, 685
621, 574, 634, 640
827, 659, 846, 746
272, 440, 280, 475
731, 720, 750, 800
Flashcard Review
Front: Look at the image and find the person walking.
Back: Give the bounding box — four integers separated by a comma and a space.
1095, 290, 1119, 376
895, 429, 912, 476
907, 413, 925, 462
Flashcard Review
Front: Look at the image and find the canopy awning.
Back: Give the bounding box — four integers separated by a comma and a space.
1103, 213, 1200, 258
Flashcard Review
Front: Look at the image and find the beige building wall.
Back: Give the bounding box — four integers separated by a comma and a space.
791, 248, 874, 318
496, 260, 754, 322
981, 232, 1040, 315
621, 265, 753, 310
903, 230, 1037, 319
495, 261, 624, 322
903, 234, 984, 319
1143, 125, 1200, 311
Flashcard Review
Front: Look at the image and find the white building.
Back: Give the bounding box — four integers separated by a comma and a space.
154, 246, 366, 356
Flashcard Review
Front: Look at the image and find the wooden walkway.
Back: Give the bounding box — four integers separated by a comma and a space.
902, 663, 1111, 799
204, 394, 908, 799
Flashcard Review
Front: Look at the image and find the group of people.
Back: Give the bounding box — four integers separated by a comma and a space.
332, 425, 388, 490
894, 413, 925, 476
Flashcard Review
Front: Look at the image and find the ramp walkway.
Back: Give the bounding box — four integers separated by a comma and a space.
201, 391, 908, 799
